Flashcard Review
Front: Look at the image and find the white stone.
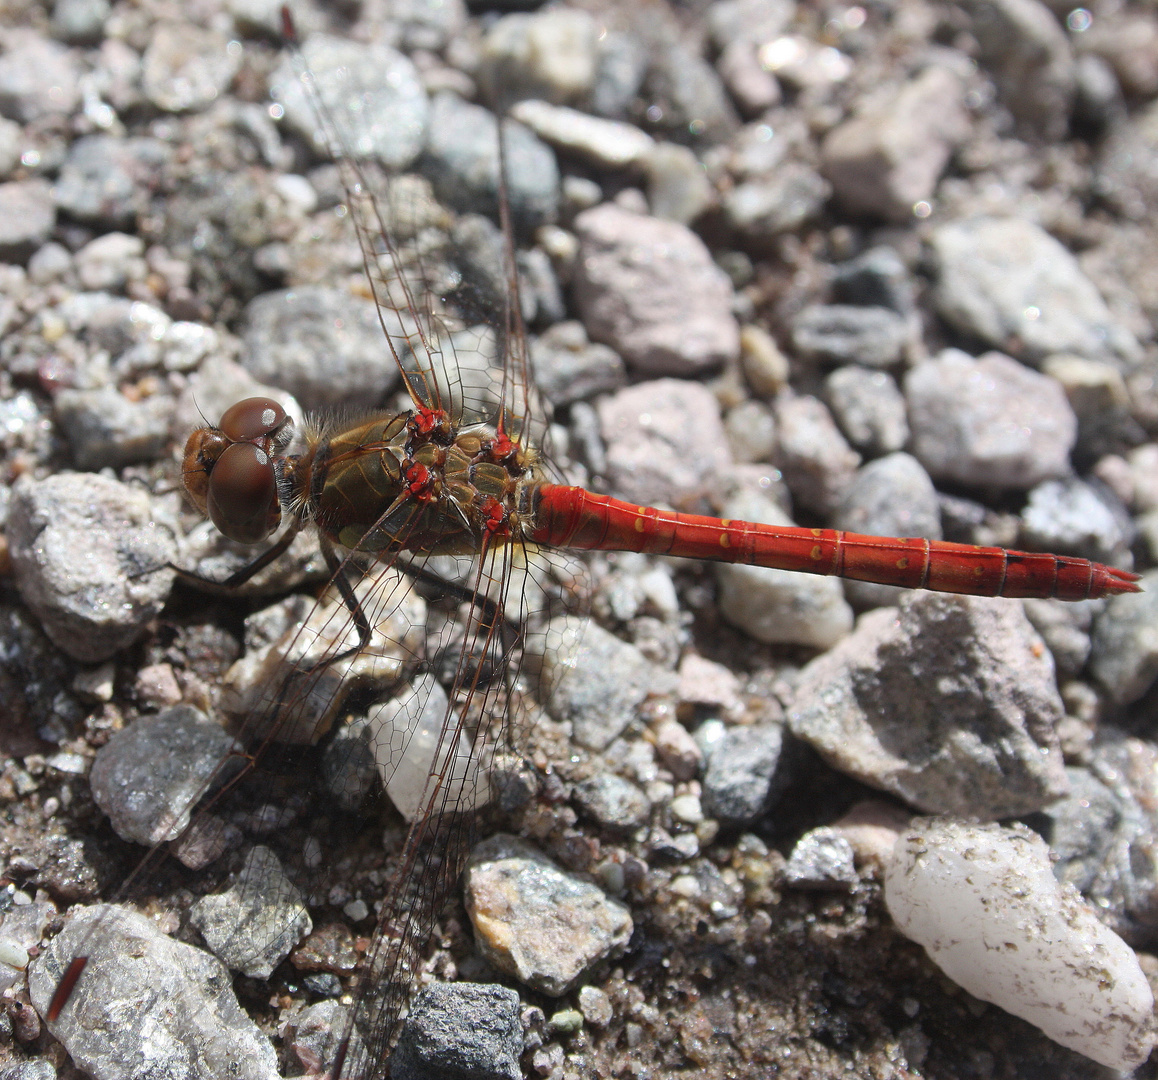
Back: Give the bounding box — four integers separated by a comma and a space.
885, 819, 1155, 1071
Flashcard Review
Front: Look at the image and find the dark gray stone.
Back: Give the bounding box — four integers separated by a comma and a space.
700, 723, 787, 825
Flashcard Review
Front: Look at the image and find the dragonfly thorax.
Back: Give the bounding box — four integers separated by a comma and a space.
292, 405, 540, 558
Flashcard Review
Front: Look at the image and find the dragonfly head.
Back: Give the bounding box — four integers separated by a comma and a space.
183, 397, 293, 544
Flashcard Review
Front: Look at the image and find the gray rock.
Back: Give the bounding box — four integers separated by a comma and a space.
700, 722, 787, 825
573, 772, 650, 831
1019, 477, 1133, 566
1073, 53, 1123, 135
1096, 98, 1158, 222
141, 24, 241, 113
465, 834, 632, 997
597, 379, 732, 507
54, 385, 174, 470
1090, 571, 1158, 705
0, 115, 21, 179
791, 304, 910, 368
788, 592, 1069, 819
822, 67, 969, 221
392, 983, 522, 1080
643, 39, 738, 144
590, 29, 648, 119
0, 1062, 56, 1080
240, 286, 401, 410
831, 246, 917, 315
645, 141, 715, 225
773, 394, 861, 516
824, 366, 909, 456
53, 134, 172, 228
0, 29, 81, 122
509, 100, 652, 170
478, 8, 599, 107
532, 616, 676, 750
905, 350, 1076, 490
724, 399, 776, 464
530, 320, 625, 406
834, 453, 942, 608
716, 488, 854, 649
716, 38, 781, 117
89, 705, 240, 847
929, 218, 1140, 365
723, 163, 831, 242
28, 904, 280, 1080
958, 0, 1075, 140
271, 35, 428, 170
0, 180, 55, 262
784, 827, 858, 890
285, 999, 351, 1077
707, 0, 795, 49
74, 232, 147, 292
574, 203, 739, 376
422, 92, 558, 234
7, 473, 176, 663
51, 0, 110, 44
188, 846, 312, 979
1020, 598, 1093, 679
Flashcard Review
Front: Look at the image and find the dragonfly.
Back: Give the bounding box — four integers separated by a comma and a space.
34, 7, 1143, 1080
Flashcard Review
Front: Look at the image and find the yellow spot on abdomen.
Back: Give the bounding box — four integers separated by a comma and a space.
719, 532, 730, 548
634, 517, 645, 532
896, 557, 909, 570
810, 545, 822, 560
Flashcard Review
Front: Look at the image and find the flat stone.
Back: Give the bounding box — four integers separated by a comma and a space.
929, 218, 1140, 365
574, 203, 739, 377
510, 99, 653, 168
465, 834, 632, 997
89, 705, 240, 847
905, 349, 1076, 490
28, 905, 280, 1080
788, 593, 1069, 819
790, 304, 911, 368
188, 845, 312, 979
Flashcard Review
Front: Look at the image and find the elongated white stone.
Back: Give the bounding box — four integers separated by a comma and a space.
885, 820, 1155, 1071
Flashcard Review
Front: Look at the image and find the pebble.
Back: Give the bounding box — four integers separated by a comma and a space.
677, 653, 742, 713
74, 231, 146, 292
644, 39, 738, 145
822, 67, 969, 221
53, 134, 172, 228
240, 286, 402, 410
0, 115, 22, 178
645, 141, 715, 226
699, 722, 787, 825
773, 394, 861, 516
479, 8, 599, 106
271, 35, 428, 170
0, 1062, 56, 1080
739, 324, 789, 396
391, 984, 522, 1080
596, 379, 732, 508
529, 320, 625, 406
188, 845, 312, 979
929, 218, 1140, 365
1089, 570, 1158, 705
465, 834, 633, 997
788, 593, 1069, 819
286, 999, 349, 1077
88, 705, 240, 847
831, 245, 917, 315
724, 399, 776, 464
716, 38, 780, 116
421, 92, 558, 234
1128, 443, 1158, 511
577, 985, 613, 1028
959, 0, 1075, 140
531, 615, 676, 751
790, 304, 911, 368
1080, 13, 1158, 99
7, 473, 176, 663
652, 718, 702, 782
824, 366, 909, 456
885, 820, 1154, 1071
716, 488, 854, 649
573, 203, 739, 376
722, 163, 831, 242
510, 99, 653, 169
1019, 476, 1133, 566
51, 0, 110, 44
829, 800, 910, 866
54, 385, 174, 470
1020, 598, 1092, 680
757, 35, 851, 92
572, 772, 650, 831
783, 827, 858, 890
904, 349, 1076, 490
0, 180, 55, 262
27, 904, 280, 1080
0, 29, 81, 122
141, 24, 241, 114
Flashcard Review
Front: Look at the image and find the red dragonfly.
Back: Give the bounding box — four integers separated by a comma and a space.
37, 9, 1141, 1080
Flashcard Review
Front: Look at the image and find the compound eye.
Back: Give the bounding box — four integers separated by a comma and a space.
182, 427, 230, 515
219, 398, 289, 443
205, 441, 281, 544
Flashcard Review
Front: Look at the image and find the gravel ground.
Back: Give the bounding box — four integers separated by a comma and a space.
0, 1, 1156, 1079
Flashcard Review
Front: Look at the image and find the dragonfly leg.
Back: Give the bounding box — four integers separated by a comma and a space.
167, 523, 302, 590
